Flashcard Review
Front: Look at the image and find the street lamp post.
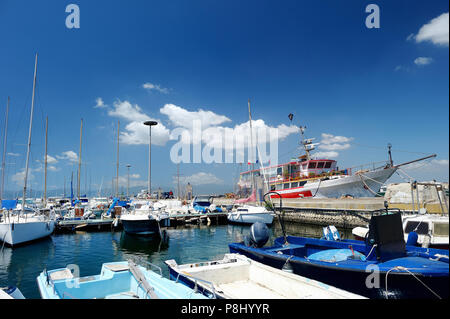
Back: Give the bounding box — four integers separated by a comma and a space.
143, 121, 158, 197
126, 164, 131, 198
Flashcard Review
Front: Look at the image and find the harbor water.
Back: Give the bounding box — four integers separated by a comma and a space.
1, 222, 352, 299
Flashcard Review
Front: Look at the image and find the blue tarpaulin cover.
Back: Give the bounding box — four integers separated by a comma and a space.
1, 199, 18, 210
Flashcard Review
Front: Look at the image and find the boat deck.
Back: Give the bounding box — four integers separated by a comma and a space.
218, 280, 286, 299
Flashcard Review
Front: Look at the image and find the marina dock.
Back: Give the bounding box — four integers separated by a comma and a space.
54, 212, 229, 233
55, 218, 120, 232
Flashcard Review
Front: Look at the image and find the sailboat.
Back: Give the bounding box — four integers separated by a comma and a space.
0, 54, 55, 247
227, 100, 274, 225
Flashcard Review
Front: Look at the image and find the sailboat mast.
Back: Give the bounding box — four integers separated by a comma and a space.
116, 120, 119, 197
1, 97, 10, 207
22, 53, 38, 212
77, 118, 83, 198
248, 99, 256, 194
44, 116, 48, 207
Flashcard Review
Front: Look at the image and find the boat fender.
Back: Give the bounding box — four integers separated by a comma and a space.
245, 222, 270, 248
406, 231, 419, 246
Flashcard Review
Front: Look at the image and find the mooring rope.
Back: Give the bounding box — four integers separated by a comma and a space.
357, 173, 381, 196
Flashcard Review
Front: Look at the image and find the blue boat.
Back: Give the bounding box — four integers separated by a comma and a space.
36, 260, 208, 299
229, 212, 449, 299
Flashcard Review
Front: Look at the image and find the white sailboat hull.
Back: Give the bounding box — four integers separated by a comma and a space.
227, 212, 274, 225
0, 217, 55, 246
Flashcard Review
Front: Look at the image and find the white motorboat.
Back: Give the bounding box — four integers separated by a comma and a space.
165, 253, 365, 299
352, 212, 449, 249
121, 201, 169, 236
227, 205, 274, 225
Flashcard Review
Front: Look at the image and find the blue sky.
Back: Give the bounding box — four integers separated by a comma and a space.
0, 0, 448, 197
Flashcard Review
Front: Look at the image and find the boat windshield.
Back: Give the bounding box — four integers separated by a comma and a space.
404, 221, 429, 235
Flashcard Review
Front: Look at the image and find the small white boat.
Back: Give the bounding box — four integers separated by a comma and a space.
352, 212, 449, 249
227, 205, 274, 225
0, 211, 55, 247
165, 253, 365, 299
37, 260, 207, 299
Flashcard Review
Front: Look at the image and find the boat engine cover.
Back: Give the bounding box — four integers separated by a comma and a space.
245, 222, 270, 248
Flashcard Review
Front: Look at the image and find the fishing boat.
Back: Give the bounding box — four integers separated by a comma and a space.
227, 205, 274, 225
165, 253, 365, 299
229, 212, 449, 299
36, 260, 208, 299
0, 54, 56, 247
237, 125, 436, 199
352, 212, 449, 250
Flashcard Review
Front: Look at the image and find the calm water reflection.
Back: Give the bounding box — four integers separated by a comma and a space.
0, 222, 352, 299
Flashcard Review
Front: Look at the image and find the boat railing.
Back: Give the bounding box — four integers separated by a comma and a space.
175, 271, 217, 299
347, 160, 391, 175
131, 258, 163, 276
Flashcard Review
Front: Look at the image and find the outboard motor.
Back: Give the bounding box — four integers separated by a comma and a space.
244, 222, 270, 248
322, 225, 341, 241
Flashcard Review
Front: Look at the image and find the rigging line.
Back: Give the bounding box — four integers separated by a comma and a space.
9, 93, 32, 156
348, 142, 429, 155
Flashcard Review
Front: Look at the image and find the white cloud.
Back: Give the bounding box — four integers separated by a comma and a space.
432, 159, 449, 166
7, 152, 20, 157
56, 151, 79, 163
48, 165, 60, 172
176, 172, 224, 186
312, 133, 353, 158
318, 133, 352, 151
94, 97, 107, 108
142, 82, 170, 94
108, 100, 171, 146
160, 104, 231, 129
413, 12, 449, 46
46, 155, 58, 164
414, 57, 433, 66
313, 151, 339, 159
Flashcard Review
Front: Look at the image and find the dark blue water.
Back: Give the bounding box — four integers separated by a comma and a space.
0, 223, 351, 299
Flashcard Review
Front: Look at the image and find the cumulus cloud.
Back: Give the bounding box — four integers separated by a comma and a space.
311, 133, 353, 159
94, 97, 107, 108
414, 57, 433, 66
318, 133, 353, 151
160, 104, 231, 129
46, 155, 58, 164
176, 172, 224, 186
142, 83, 170, 94
410, 12, 449, 46
108, 100, 171, 146
313, 151, 339, 159
7, 152, 20, 157
56, 151, 79, 163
